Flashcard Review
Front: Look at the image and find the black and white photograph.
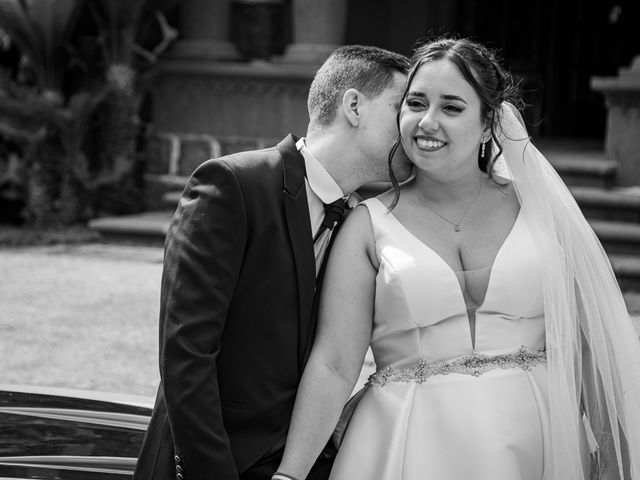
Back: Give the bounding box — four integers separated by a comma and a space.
1, 1, 639, 479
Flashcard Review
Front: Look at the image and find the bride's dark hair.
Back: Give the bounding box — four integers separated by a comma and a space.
388, 37, 523, 208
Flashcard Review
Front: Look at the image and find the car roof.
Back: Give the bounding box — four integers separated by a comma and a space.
0, 384, 154, 410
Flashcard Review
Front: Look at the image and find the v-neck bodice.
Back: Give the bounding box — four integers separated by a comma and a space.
329, 199, 549, 480
363, 198, 545, 370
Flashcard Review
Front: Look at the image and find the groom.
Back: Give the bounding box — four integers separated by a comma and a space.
133, 45, 411, 480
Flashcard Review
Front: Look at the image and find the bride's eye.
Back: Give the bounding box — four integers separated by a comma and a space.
443, 104, 463, 114
405, 98, 426, 110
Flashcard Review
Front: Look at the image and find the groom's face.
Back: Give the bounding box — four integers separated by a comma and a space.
358, 72, 412, 183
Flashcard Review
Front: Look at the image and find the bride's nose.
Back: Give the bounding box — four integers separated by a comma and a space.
418, 108, 439, 132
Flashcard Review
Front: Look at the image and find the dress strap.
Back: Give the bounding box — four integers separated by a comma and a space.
360, 197, 388, 216
360, 197, 396, 237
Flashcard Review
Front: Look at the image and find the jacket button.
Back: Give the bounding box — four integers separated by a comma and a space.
177, 474, 183, 480
176, 465, 182, 474
174, 455, 180, 463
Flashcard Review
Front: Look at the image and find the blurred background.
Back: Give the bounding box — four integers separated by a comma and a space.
1, 0, 638, 230
1, 0, 639, 396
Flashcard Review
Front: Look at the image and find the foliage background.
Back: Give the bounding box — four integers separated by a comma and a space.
0, 0, 179, 228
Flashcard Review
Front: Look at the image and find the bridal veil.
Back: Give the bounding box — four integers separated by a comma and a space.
498, 103, 640, 479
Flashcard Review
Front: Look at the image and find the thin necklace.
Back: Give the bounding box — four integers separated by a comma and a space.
422, 176, 484, 232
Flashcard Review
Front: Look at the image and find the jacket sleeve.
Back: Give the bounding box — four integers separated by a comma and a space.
159, 159, 247, 480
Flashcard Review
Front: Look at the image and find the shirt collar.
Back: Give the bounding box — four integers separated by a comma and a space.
297, 137, 344, 204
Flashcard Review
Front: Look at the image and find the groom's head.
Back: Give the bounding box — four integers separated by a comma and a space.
306, 45, 412, 186
308, 45, 409, 127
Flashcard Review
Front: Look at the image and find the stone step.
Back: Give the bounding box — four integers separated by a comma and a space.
144, 173, 188, 211
540, 139, 616, 188
88, 210, 173, 246
163, 190, 182, 206
590, 220, 640, 255
549, 156, 617, 188
570, 186, 640, 221
609, 254, 640, 291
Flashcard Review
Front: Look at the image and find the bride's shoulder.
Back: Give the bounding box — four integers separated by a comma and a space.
364, 187, 404, 210
335, 198, 378, 259
350, 193, 393, 223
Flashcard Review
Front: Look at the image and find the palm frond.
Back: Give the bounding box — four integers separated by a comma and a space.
0, 0, 40, 65
25, 0, 84, 90
27, 0, 81, 55
0, 0, 84, 92
97, 0, 146, 29
92, 0, 147, 64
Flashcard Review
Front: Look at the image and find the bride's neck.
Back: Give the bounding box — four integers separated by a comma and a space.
414, 169, 485, 205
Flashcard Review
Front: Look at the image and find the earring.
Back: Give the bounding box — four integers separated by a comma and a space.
480, 141, 486, 159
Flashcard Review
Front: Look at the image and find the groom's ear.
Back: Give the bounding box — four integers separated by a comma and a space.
341, 88, 361, 127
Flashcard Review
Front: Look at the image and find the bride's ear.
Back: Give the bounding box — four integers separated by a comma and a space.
342, 88, 361, 127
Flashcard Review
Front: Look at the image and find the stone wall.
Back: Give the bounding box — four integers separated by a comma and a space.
144, 130, 281, 209
151, 60, 316, 137
143, 59, 319, 209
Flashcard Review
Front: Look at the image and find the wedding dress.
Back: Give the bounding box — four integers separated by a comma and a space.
329, 103, 640, 479
329, 197, 553, 480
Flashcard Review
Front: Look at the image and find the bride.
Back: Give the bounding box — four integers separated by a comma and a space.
272, 37, 640, 480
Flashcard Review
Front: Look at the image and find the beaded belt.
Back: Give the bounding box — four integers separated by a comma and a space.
367, 345, 546, 387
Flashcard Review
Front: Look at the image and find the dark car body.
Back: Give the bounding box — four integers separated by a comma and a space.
0, 384, 154, 479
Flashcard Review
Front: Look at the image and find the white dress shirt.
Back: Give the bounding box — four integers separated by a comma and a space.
296, 138, 345, 274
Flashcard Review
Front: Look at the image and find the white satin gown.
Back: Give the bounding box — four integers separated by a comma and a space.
329, 198, 549, 480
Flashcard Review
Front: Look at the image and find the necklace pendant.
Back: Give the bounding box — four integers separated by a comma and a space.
454, 225, 461, 232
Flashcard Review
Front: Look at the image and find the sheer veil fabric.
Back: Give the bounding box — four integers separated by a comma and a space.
498, 103, 640, 479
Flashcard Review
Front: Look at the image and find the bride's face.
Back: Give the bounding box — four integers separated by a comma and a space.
399, 58, 487, 177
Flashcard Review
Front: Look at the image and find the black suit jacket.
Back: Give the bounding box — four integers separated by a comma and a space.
133, 135, 322, 480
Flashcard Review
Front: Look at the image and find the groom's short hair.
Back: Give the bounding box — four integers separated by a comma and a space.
308, 45, 409, 127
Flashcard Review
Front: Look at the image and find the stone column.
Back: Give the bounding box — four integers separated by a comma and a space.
591, 56, 640, 186
167, 0, 239, 60
231, 0, 286, 61
281, 0, 348, 64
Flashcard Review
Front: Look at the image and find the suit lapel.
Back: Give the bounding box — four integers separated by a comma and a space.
278, 135, 316, 371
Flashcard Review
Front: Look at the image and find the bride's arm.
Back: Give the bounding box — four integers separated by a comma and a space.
275, 205, 378, 479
